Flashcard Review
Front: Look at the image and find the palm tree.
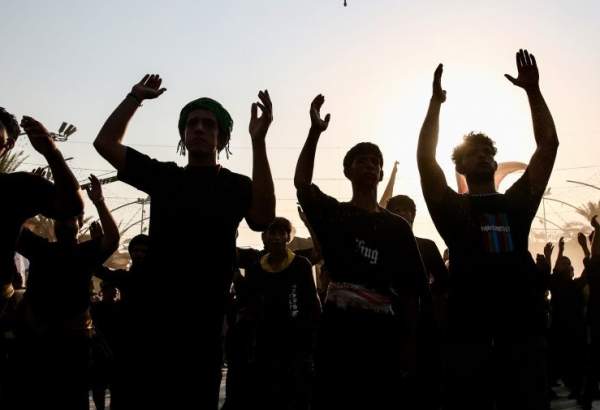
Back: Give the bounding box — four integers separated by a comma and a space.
0, 149, 27, 173
575, 200, 600, 221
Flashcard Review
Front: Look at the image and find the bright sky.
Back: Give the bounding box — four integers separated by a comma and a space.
2, 0, 600, 259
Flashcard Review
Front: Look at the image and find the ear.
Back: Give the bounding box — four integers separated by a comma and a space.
379, 169, 384, 182
455, 162, 466, 175
492, 160, 498, 172
343, 167, 350, 180
7, 138, 15, 151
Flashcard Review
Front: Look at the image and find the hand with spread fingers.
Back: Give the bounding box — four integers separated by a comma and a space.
505, 49, 539, 91
130, 74, 167, 101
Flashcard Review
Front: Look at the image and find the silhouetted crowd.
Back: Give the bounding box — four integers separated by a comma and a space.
1, 49, 598, 410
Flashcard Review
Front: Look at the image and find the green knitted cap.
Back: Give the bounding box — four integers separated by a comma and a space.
178, 98, 233, 152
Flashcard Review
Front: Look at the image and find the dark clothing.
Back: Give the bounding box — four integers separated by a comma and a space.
116, 147, 253, 408
423, 171, 549, 410
416, 236, 448, 290
239, 254, 320, 410
17, 229, 108, 326
240, 254, 320, 356
297, 183, 425, 408
297, 184, 425, 295
425, 173, 547, 337
0, 172, 55, 284
12, 231, 111, 410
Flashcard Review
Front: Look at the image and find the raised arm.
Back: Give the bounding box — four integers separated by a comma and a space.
94, 74, 166, 171
294, 95, 330, 189
86, 174, 119, 255
544, 241, 555, 272
577, 231, 591, 260
246, 90, 275, 231
505, 49, 559, 195
417, 64, 449, 203
379, 161, 399, 207
20, 116, 83, 218
556, 237, 565, 266
591, 216, 600, 258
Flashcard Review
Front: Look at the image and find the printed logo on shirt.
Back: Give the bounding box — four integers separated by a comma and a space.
479, 213, 514, 253
355, 239, 379, 265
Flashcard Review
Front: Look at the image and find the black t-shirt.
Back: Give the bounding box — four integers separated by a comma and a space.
239, 254, 320, 354
416, 237, 448, 290
17, 229, 111, 322
425, 172, 545, 334
0, 172, 55, 285
117, 147, 253, 313
297, 184, 425, 299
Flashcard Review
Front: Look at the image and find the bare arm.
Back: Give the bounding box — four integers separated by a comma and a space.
294, 95, 330, 189
577, 232, 591, 260
556, 237, 565, 265
591, 216, 600, 258
544, 242, 554, 272
246, 90, 275, 230
86, 174, 119, 255
417, 64, 449, 203
20, 116, 83, 217
505, 50, 559, 195
379, 161, 399, 208
94, 74, 166, 171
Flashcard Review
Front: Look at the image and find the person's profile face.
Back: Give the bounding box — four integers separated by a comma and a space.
184, 109, 219, 155
0, 123, 14, 159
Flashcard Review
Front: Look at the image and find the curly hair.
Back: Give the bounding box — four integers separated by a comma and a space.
0, 107, 20, 140
451, 132, 497, 165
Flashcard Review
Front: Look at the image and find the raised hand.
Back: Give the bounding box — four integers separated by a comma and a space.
558, 237, 565, 253
578, 232, 588, 248
592, 215, 599, 230
543, 242, 554, 262
432, 64, 446, 103
20, 116, 58, 157
131, 74, 167, 101
249, 90, 273, 141
85, 174, 104, 204
310, 94, 331, 133
504, 49, 539, 91
89, 221, 104, 239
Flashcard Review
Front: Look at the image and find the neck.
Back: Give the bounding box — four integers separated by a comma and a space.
466, 178, 496, 195
187, 150, 218, 167
268, 250, 288, 264
349, 184, 379, 212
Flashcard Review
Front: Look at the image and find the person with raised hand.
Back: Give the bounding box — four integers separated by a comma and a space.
1, 110, 83, 296
13, 173, 118, 410
94, 74, 275, 408
416, 49, 559, 410
295, 95, 426, 409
